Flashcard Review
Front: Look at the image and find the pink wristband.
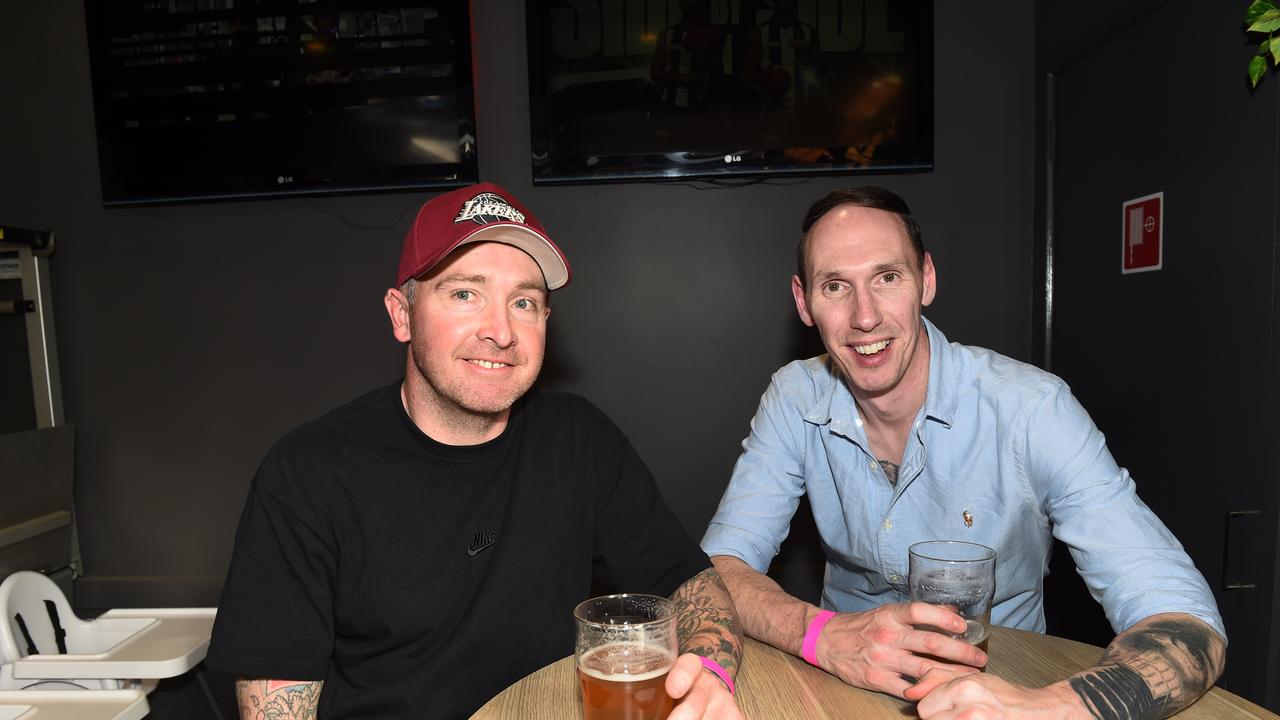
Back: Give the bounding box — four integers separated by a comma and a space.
699, 656, 735, 695
802, 609, 836, 666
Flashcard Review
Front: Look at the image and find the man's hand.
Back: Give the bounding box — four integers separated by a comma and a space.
709, 556, 985, 700
914, 673, 1085, 719
666, 652, 745, 720
912, 613, 1226, 720
812, 602, 987, 699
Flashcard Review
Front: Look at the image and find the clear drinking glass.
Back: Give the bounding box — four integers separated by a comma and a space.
573, 594, 677, 720
908, 540, 996, 652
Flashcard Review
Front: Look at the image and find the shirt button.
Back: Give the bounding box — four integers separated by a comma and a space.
882, 520, 893, 530
869, 460, 878, 470
890, 574, 901, 582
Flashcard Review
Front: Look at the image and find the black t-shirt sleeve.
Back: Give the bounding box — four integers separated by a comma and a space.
205, 445, 337, 680
590, 438, 712, 598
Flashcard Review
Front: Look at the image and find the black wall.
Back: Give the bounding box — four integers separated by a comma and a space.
1039, 0, 1280, 709
0, 1, 1035, 606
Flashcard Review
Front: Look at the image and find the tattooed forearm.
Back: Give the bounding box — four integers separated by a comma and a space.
670, 567, 744, 682
1069, 665, 1160, 719
1066, 613, 1225, 720
235, 678, 324, 720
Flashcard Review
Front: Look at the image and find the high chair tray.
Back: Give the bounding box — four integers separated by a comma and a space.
0, 689, 148, 720
11, 609, 216, 680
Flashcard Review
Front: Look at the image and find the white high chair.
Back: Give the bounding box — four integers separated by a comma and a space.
0, 571, 215, 693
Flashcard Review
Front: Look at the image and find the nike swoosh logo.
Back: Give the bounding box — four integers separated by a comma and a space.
467, 540, 496, 557
467, 530, 499, 557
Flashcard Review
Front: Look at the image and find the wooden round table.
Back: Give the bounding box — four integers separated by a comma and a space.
470, 625, 1275, 719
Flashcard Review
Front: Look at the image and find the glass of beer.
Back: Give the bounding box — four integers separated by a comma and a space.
908, 540, 996, 653
573, 594, 677, 720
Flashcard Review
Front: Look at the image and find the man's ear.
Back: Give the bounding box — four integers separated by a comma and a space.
791, 275, 815, 327
384, 288, 412, 343
920, 252, 937, 308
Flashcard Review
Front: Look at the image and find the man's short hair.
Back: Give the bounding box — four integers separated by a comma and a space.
400, 278, 418, 306
796, 186, 925, 286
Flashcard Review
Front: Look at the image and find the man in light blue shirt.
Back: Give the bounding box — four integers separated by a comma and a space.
702, 186, 1226, 718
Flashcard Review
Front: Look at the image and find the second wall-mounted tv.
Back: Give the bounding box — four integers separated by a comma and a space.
527, 0, 933, 185
84, 1, 477, 206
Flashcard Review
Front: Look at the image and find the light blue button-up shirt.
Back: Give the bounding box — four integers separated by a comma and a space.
702, 318, 1225, 639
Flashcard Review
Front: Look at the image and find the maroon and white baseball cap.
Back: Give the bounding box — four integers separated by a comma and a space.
395, 182, 572, 289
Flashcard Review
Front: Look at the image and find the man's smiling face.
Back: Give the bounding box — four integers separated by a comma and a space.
396, 241, 550, 422
791, 204, 936, 403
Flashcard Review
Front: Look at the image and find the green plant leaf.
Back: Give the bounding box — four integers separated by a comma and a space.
1250, 55, 1268, 86
1247, 0, 1280, 24
1270, 35, 1280, 62
1249, 10, 1280, 32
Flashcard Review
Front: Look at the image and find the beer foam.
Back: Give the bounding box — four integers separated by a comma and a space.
579, 642, 675, 682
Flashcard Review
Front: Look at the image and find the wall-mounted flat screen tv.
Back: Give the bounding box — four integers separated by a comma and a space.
527, 0, 932, 185
84, 1, 477, 206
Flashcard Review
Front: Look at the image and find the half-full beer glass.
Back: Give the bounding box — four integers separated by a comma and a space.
908, 540, 996, 652
574, 594, 677, 720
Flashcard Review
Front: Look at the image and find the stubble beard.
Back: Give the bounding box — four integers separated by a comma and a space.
408, 351, 541, 434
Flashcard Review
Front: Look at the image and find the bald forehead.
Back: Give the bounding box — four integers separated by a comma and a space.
796, 205, 914, 289
811, 204, 911, 243
803, 203, 919, 272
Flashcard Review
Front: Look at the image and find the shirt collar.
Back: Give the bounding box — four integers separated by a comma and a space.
920, 316, 957, 429
802, 356, 855, 428
801, 315, 957, 430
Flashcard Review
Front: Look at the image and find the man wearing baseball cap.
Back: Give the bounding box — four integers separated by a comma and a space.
206, 183, 744, 720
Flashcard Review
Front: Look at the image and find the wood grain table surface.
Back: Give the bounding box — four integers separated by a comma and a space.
471, 625, 1276, 719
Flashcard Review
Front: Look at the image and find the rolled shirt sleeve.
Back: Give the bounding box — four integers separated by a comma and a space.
1025, 383, 1226, 641
701, 372, 809, 571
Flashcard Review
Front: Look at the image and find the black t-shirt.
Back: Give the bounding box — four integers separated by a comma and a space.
205, 384, 710, 719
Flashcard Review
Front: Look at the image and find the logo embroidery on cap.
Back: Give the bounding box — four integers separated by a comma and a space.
467, 529, 498, 557
455, 193, 525, 226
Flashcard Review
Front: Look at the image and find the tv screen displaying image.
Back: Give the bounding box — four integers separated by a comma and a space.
84, 1, 477, 206
527, 0, 932, 184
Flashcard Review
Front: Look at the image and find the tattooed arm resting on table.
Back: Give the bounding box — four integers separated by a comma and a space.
235, 679, 323, 720
666, 567, 747, 720
910, 612, 1226, 720
230, 570, 744, 720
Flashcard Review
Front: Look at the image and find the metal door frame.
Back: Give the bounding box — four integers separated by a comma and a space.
1, 227, 63, 428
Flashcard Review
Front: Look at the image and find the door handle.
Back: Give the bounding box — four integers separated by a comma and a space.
1223, 510, 1262, 590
